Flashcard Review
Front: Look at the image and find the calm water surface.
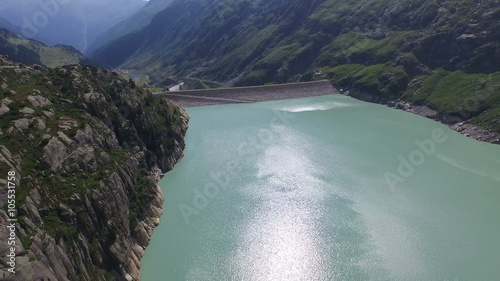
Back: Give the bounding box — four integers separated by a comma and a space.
140, 95, 500, 281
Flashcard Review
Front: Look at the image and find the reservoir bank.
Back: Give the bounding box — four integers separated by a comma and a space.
155, 81, 499, 143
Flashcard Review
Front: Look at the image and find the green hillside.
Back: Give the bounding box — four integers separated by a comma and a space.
92, 0, 500, 132
0, 28, 88, 68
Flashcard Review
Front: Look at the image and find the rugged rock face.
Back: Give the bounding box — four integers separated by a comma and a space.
0, 56, 189, 280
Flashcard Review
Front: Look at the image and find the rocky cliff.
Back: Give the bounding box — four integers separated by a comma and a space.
0, 56, 189, 280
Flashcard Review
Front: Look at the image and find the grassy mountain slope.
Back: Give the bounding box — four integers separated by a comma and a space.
0, 28, 88, 68
93, 0, 500, 132
86, 0, 175, 56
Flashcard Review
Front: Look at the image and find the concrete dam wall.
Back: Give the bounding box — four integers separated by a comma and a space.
154, 80, 339, 107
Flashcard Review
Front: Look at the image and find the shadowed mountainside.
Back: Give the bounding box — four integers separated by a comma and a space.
86, 0, 175, 56
92, 0, 500, 134
0, 28, 89, 68
0, 0, 146, 52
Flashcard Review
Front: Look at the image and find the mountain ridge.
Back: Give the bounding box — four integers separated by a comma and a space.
0, 27, 89, 68
92, 0, 500, 135
0, 0, 147, 52
86, 0, 175, 56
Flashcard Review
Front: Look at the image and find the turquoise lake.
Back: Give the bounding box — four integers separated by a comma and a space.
140, 95, 500, 281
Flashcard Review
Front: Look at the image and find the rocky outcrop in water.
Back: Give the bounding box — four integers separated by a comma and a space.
0, 56, 189, 280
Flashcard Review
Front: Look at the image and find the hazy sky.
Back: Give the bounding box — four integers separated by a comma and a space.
0, 0, 147, 52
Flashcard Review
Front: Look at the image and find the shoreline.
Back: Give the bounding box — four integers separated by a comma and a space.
136, 108, 189, 281
384, 99, 500, 145
156, 81, 499, 145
